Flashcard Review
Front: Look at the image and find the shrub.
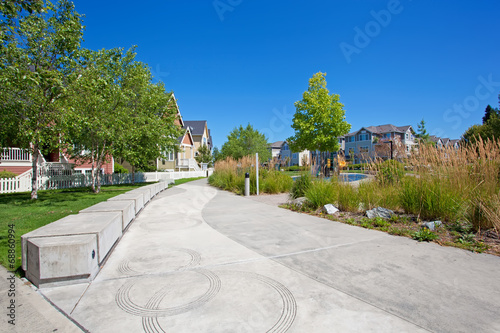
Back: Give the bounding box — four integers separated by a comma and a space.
0, 170, 17, 179
114, 163, 129, 174
283, 165, 308, 172
305, 180, 337, 209
349, 163, 368, 170
290, 173, 312, 199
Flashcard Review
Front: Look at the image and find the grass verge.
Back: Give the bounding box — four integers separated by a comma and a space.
170, 177, 206, 187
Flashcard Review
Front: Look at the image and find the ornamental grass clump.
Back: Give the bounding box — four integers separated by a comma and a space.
290, 172, 312, 199
404, 138, 500, 231
336, 181, 360, 212
305, 180, 337, 209
209, 155, 292, 195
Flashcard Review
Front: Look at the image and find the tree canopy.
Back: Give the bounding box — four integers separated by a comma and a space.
287, 72, 351, 153
0, 0, 83, 199
195, 144, 213, 166
416, 118, 430, 142
220, 124, 271, 161
0, 0, 185, 197
65, 48, 182, 192
462, 97, 500, 144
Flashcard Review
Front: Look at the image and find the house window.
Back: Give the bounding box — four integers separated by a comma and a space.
293, 153, 298, 159
384, 133, 391, 139
405, 133, 409, 140
347, 136, 355, 142
348, 148, 355, 156
167, 151, 175, 161
162, 159, 166, 165
359, 146, 369, 154
359, 133, 369, 141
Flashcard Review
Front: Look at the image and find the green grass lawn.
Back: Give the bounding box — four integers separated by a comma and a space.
0, 183, 149, 273
342, 170, 367, 174
279, 171, 302, 177
169, 177, 206, 187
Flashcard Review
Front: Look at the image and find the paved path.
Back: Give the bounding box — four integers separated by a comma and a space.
4, 179, 500, 332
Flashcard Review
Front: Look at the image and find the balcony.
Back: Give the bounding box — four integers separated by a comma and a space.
1, 148, 31, 162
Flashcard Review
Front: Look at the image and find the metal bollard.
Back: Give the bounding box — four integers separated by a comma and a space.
245, 172, 250, 196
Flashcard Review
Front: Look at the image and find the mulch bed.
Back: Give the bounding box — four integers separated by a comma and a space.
284, 205, 500, 257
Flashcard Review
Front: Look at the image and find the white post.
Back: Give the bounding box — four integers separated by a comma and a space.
256, 153, 259, 196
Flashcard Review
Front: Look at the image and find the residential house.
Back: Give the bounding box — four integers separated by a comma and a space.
155, 97, 198, 171
429, 136, 460, 149
269, 141, 284, 159
183, 120, 213, 155
279, 141, 310, 166
1, 146, 114, 177
344, 124, 417, 163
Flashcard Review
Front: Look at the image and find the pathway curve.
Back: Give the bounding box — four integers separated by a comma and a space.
37, 179, 500, 332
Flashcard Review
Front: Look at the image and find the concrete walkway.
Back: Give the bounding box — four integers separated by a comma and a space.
4, 178, 500, 332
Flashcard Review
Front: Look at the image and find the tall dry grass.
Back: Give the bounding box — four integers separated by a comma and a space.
401, 138, 500, 231
209, 155, 292, 195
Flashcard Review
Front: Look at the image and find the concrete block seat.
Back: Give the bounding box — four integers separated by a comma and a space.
127, 187, 153, 204
108, 192, 144, 215
159, 181, 168, 191
80, 200, 135, 231
151, 183, 161, 196
22, 212, 122, 287
25, 234, 99, 288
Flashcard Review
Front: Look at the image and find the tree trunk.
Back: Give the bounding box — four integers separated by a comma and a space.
31, 145, 39, 200
91, 154, 96, 193
131, 165, 135, 185
96, 163, 102, 194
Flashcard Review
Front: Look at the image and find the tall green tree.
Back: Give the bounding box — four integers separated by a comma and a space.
416, 118, 430, 143
220, 124, 271, 161
482, 105, 499, 124
212, 146, 221, 162
0, 0, 83, 199
462, 104, 500, 144
462, 96, 500, 144
114, 65, 182, 181
287, 72, 350, 167
65, 48, 133, 193
195, 144, 213, 166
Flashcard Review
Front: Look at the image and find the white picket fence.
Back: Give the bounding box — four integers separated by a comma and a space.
0, 169, 212, 194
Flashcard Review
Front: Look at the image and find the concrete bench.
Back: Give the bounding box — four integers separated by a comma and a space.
127, 187, 152, 204
25, 234, 99, 287
22, 212, 122, 287
80, 200, 135, 231
108, 192, 144, 214
22, 182, 168, 287
150, 183, 160, 196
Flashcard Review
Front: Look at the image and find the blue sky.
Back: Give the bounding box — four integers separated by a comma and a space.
73, 0, 500, 149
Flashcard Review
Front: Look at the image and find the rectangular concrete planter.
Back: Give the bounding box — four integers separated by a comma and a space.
159, 181, 167, 191
80, 200, 135, 231
127, 187, 152, 204
22, 212, 122, 271
108, 192, 144, 215
25, 234, 99, 288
